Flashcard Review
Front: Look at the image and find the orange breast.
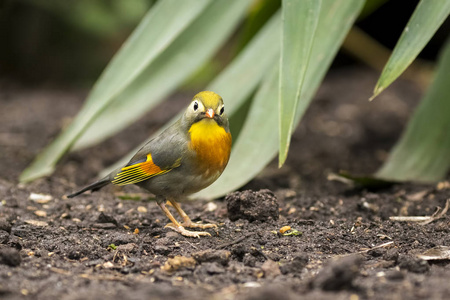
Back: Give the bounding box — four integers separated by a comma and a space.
188, 119, 232, 176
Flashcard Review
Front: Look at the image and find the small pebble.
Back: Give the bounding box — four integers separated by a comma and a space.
34, 210, 47, 217
161, 256, 196, 273
97, 212, 118, 226
29, 193, 52, 203
137, 206, 147, 213
192, 249, 231, 266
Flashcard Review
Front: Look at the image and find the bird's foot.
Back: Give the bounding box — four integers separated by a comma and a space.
181, 220, 218, 230
164, 223, 211, 238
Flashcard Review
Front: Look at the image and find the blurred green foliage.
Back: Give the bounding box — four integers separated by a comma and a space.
1, 0, 153, 85
26, 0, 153, 37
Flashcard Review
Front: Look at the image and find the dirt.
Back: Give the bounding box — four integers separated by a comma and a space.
226, 190, 279, 222
1, 67, 450, 300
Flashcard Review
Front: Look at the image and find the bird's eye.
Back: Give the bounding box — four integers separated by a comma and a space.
193, 101, 199, 111
220, 106, 224, 115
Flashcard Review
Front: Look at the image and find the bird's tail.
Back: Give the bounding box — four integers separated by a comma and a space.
67, 177, 110, 198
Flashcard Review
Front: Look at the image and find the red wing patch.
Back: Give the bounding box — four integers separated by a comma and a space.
112, 154, 173, 186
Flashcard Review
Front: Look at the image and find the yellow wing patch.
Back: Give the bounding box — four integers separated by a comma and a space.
112, 154, 172, 186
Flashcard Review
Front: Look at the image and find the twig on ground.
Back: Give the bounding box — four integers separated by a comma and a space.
389, 216, 430, 222
419, 199, 449, 225
216, 233, 253, 249
389, 199, 450, 225
357, 241, 395, 254
179, 240, 198, 249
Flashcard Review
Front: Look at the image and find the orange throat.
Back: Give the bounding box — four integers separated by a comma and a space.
188, 119, 232, 175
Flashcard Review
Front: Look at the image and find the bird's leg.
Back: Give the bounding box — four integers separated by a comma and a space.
156, 201, 211, 238
168, 199, 217, 230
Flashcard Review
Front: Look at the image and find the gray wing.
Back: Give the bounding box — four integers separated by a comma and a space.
110, 121, 187, 186
128, 120, 188, 169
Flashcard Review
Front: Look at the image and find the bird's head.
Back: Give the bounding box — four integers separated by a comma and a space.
183, 91, 229, 130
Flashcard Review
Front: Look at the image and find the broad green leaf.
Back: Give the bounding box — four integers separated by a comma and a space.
19, 0, 211, 182
73, 0, 252, 150
372, 0, 450, 99
376, 38, 450, 182
196, 0, 365, 199
279, 0, 321, 166
100, 11, 282, 177
208, 11, 281, 116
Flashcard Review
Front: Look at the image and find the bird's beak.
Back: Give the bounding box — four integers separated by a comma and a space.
205, 108, 215, 119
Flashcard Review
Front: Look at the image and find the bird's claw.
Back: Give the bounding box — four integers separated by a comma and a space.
164, 224, 211, 238
181, 221, 217, 230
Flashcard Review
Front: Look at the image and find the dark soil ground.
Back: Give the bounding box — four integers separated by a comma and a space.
1, 67, 449, 300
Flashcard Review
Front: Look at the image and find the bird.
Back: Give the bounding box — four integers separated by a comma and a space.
67, 91, 232, 238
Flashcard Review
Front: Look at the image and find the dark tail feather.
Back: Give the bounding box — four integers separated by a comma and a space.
67, 177, 110, 198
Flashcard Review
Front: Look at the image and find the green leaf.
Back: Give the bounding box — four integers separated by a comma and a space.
19, 0, 211, 182
279, 0, 321, 166
196, 0, 364, 199
376, 38, 450, 182
73, 0, 252, 150
207, 11, 281, 116
100, 10, 282, 177
372, 0, 450, 99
